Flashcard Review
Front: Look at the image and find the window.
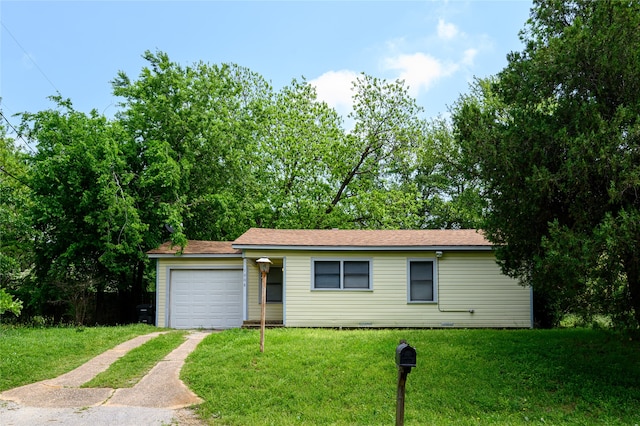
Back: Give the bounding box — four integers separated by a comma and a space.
343, 261, 370, 289
409, 260, 435, 302
259, 267, 283, 303
313, 260, 371, 290
314, 261, 340, 288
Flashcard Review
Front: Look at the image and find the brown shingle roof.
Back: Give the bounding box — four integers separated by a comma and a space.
147, 240, 241, 256
232, 228, 490, 249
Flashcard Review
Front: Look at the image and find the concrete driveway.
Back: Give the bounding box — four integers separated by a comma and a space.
0, 330, 212, 425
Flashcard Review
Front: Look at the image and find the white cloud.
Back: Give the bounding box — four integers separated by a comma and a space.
309, 69, 358, 113
462, 48, 478, 66
309, 20, 480, 123
383, 52, 458, 96
437, 19, 458, 40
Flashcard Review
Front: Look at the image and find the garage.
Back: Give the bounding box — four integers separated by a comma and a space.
169, 269, 243, 329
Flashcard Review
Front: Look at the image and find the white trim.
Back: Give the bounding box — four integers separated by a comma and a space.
242, 258, 248, 322
310, 258, 373, 291
164, 266, 170, 327
149, 253, 241, 259
282, 257, 287, 326
154, 259, 160, 326
406, 258, 438, 304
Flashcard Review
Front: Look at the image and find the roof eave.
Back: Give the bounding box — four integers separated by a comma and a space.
147, 253, 243, 259
231, 244, 493, 251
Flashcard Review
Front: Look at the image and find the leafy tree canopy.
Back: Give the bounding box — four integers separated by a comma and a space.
0, 123, 31, 311
5, 50, 485, 324
453, 0, 640, 328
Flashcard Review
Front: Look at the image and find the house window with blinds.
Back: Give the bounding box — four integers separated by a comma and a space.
312, 260, 372, 290
408, 260, 436, 302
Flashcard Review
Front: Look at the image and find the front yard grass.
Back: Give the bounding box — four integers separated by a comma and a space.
182, 328, 640, 425
0, 323, 156, 391
82, 330, 187, 388
2, 326, 638, 425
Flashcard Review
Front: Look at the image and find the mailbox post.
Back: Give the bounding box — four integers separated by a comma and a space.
395, 340, 416, 426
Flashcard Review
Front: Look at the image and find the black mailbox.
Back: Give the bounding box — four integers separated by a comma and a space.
395, 341, 417, 368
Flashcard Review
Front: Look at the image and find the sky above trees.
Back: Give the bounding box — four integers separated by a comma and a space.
1, 1, 532, 126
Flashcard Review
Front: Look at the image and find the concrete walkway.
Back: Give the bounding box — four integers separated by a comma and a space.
0, 330, 212, 425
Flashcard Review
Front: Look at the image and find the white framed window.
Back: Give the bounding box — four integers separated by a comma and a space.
408, 259, 437, 303
312, 259, 372, 290
259, 267, 283, 303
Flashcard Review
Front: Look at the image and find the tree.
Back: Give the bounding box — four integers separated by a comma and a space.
0, 288, 22, 319
112, 50, 272, 243
0, 123, 31, 315
414, 117, 485, 229
321, 74, 427, 229
453, 0, 640, 328
253, 74, 478, 231
253, 78, 346, 229
20, 98, 146, 323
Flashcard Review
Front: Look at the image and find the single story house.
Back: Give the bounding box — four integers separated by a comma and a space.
147, 228, 533, 329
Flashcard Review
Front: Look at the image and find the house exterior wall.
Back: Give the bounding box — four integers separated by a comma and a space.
244, 249, 531, 328
155, 257, 244, 327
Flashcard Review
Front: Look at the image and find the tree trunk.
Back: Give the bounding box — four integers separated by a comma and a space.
321, 145, 372, 223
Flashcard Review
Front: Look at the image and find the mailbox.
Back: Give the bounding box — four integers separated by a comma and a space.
395, 340, 416, 424
395, 341, 417, 368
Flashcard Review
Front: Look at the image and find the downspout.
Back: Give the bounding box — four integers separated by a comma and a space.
435, 251, 475, 314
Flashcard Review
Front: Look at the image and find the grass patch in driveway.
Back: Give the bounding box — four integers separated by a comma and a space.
83, 330, 187, 388
182, 328, 640, 425
0, 324, 157, 391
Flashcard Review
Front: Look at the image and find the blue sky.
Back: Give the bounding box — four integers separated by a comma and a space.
1, 1, 533, 129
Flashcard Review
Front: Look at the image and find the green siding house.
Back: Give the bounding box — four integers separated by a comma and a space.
148, 228, 532, 329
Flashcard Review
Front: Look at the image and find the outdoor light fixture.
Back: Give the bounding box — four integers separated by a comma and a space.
435, 251, 443, 258
256, 257, 272, 273
256, 257, 272, 352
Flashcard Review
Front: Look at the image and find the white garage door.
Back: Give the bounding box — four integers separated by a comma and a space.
169, 269, 243, 329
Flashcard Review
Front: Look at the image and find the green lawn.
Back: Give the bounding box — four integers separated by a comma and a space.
2, 326, 638, 425
82, 330, 187, 388
181, 328, 640, 425
0, 323, 157, 391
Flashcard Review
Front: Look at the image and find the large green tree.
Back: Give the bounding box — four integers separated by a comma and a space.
255, 75, 431, 230
20, 98, 147, 323
414, 117, 485, 229
112, 50, 272, 243
323, 74, 427, 229
254, 78, 345, 228
0, 123, 30, 315
453, 0, 640, 328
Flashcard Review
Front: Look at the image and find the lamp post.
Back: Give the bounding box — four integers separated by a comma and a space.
256, 257, 272, 353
